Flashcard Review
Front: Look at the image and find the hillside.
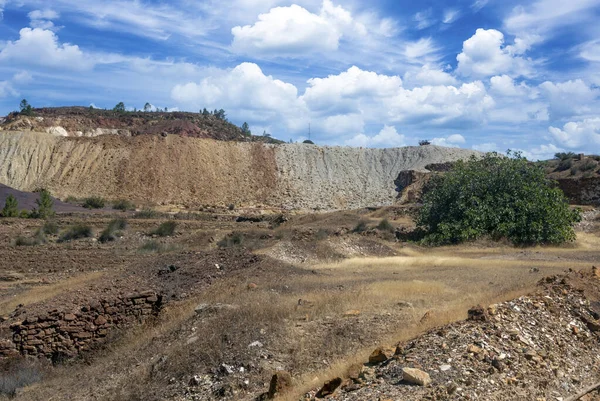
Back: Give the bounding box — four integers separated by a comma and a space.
0, 131, 480, 210
0, 107, 282, 143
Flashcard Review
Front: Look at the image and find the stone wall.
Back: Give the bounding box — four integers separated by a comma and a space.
1, 291, 162, 359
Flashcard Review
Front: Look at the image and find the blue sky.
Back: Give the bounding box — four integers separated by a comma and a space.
1, 0, 600, 158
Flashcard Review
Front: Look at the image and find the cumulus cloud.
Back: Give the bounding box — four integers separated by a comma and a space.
28, 9, 60, 30
171, 62, 306, 127
518, 143, 565, 161
456, 29, 533, 78
231, 0, 366, 56
431, 134, 466, 147
403, 65, 458, 87
539, 79, 599, 118
345, 125, 406, 148
549, 118, 600, 149
0, 28, 92, 70
472, 142, 498, 152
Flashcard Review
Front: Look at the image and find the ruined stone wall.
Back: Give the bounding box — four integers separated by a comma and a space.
0, 291, 162, 359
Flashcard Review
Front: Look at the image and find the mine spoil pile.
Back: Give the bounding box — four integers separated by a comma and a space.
0, 291, 162, 359
303, 270, 600, 401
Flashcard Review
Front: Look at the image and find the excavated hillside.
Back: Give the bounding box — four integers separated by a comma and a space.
0, 131, 480, 210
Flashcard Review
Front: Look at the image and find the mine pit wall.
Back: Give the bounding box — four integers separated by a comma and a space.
0, 131, 481, 210
0, 291, 162, 359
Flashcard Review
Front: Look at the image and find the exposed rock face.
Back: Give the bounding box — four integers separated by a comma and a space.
0, 131, 481, 210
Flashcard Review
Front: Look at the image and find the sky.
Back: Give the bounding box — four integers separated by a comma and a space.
0, 0, 600, 158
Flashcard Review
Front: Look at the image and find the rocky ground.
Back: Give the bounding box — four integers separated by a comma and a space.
300, 269, 600, 401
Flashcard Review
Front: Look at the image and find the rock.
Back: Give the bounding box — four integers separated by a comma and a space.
64, 313, 76, 321
94, 316, 107, 325
419, 310, 433, 324
402, 367, 431, 386
316, 377, 342, 398
369, 347, 393, 364
440, 364, 452, 371
267, 371, 292, 399
467, 305, 489, 322
343, 309, 361, 317
467, 344, 483, 354
247, 283, 258, 290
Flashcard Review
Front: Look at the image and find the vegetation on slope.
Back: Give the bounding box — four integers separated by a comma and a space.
417, 151, 582, 245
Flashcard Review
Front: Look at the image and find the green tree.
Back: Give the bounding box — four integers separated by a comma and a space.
201, 108, 210, 117
144, 102, 152, 112
416, 151, 581, 246
32, 189, 55, 219
113, 102, 126, 112
241, 122, 251, 136
1, 195, 19, 217
19, 99, 34, 116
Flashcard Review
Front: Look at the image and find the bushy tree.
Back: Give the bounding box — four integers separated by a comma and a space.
32, 189, 55, 219
19, 99, 34, 116
113, 102, 126, 112
416, 151, 581, 246
554, 152, 576, 161
144, 102, 152, 112
1, 195, 19, 217
241, 122, 251, 136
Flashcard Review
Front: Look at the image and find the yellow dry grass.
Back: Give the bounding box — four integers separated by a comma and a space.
0, 271, 105, 316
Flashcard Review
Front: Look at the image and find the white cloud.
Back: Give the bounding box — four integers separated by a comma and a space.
518, 143, 564, 161
456, 29, 533, 78
414, 9, 435, 30
443, 9, 460, 24
302, 66, 402, 114
489, 75, 529, 97
0, 28, 92, 70
404, 65, 458, 87
431, 134, 466, 147
171, 62, 306, 127
404, 38, 440, 61
539, 79, 599, 118
231, 0, 366, 56
504, 0, 599, 36
28, 9, 60, 30
549, 118, 600, 149
12, 71, 33, 84
322, 113, 364, 135
580, 40, 600, 62
471, 0, 489, 12
0, 0, 5, 21
345, 125, 406, 148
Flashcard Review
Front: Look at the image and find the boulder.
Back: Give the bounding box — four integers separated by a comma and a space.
267, 371, 292, 399
402, 367, 431, 386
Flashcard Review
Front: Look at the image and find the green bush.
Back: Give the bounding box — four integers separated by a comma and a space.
138, 240, 176, 254
112, 199, 136, 211
82, 196, 105, 209
554, 152, 576, 161
134, 208, 158, 219
555, 158, 573, 172
59, 224, 93, 242
352, 220, 369, 233
376, 219, 394, 233
416, 152, 581, 246
580, 159, 597, 172
1, 195, 19, 217
15, 229, 46, 246
31, 189, 55, 219
152, 221, 177, 237
99, 218, 128, 243
42, 220, 59, 235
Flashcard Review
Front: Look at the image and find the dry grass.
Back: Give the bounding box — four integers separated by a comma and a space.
0, 272, 104, 316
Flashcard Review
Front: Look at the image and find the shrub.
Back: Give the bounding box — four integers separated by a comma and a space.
138, 240, 176, 254
555, 158, 573, 172
64, 196, 79, 204
152, 221, 177, 237
99, 218, 128, 243
228, 203, 235, 211
15, 229, 46, 246
31, 189, 55, 219
0, 357, 45, 397
134, 208, 158, 219
1, 195, 19, 217
376, 219, 394, 233
352, 220, 369, 233
416, 151, 581, 246
112, 199, 136, 211
217, 232, 244, 248
580, 159, 597, 172
570, 166, 578, 176
42, 220, 59, 235
82, 196, 105, 209
19, 210, 30, 219
59, 224, 93, 242
554, 152, 576, 160
315, 228, 329, 240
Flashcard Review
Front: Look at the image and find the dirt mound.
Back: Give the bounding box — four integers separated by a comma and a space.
0, 184, 87, 213
0, 131, 481, 210
307, 269, 600, 400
